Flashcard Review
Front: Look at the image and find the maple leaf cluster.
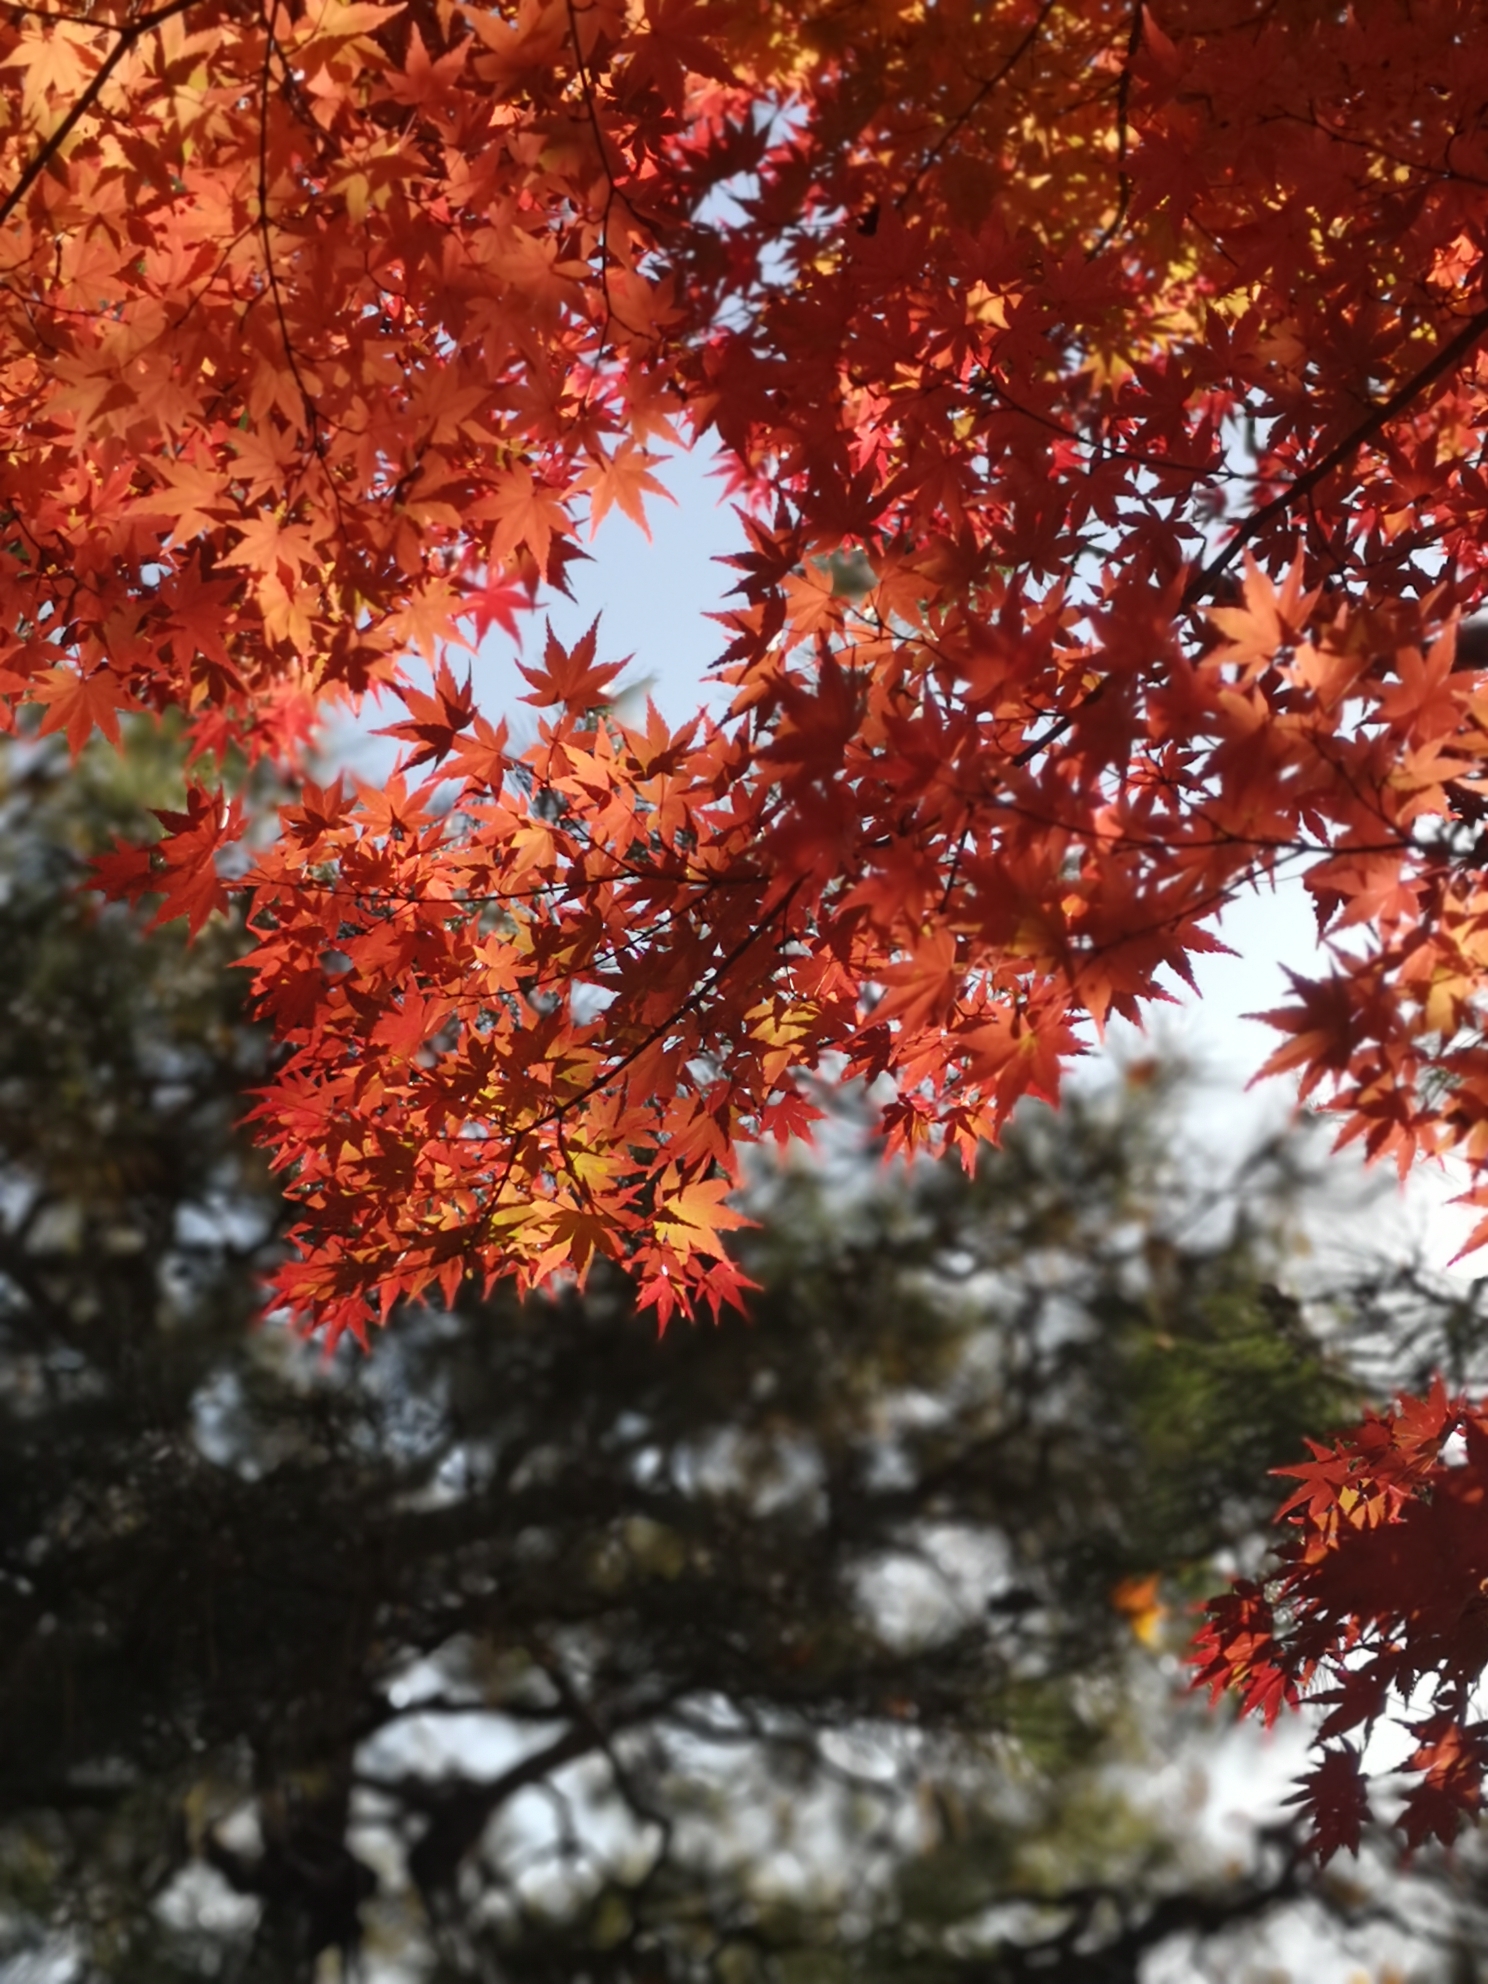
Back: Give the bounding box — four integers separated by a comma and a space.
11, 0, 1488, 1852
0, 0, 738, 761
1193, 1381, 1488, 1862
23, 0, 1487, 1330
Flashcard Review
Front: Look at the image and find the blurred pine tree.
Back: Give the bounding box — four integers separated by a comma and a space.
0, 729, 1484, 1983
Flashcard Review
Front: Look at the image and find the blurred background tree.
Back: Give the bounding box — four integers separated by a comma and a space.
3, 730, 1488, 1983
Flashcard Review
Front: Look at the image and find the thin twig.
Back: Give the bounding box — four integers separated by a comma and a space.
256, 0, 325, 461
563, 0, 651, 389
1186, 299, 1488, 608
1011, 302, 1488, 768
1086, 1, 1146, 258
897, 0, 1060, 212
0, 0, 197, 230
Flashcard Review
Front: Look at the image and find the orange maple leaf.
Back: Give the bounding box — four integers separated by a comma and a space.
654, 1175, 753, 1261
580, 444, 675, 538
477, 467, 574, 571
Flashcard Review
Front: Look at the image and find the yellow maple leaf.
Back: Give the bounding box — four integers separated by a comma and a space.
2, 22, 98, 120
655, 1177, 752, 1261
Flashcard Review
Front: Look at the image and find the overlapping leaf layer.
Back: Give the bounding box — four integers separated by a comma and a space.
1194, 1382, 1488, 1859
12, 0, 1488, 1845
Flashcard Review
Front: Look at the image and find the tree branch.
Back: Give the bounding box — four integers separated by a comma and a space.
0, 0, 198, 231
1186, 301, 1488, 608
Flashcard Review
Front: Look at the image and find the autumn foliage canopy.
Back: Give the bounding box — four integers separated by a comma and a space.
10, 0, 1488, 1854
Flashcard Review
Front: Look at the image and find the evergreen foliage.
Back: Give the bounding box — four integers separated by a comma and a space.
2, 734, 1485, 1980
